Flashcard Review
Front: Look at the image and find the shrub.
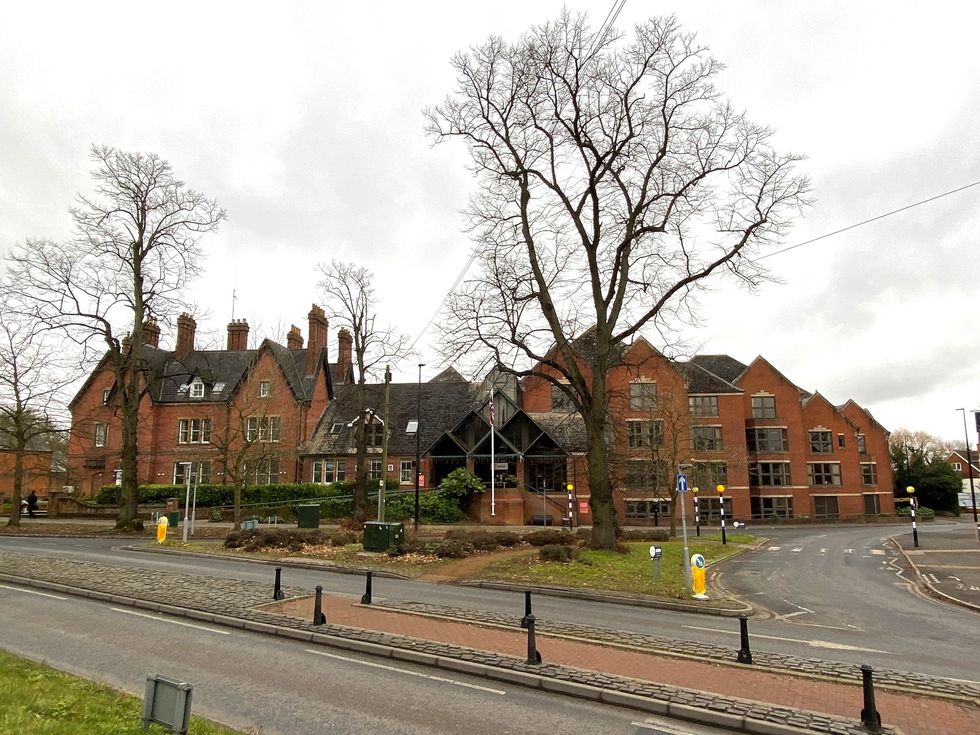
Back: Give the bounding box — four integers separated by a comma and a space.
539, 544, 579, 562
524, 529, 577, 546
330, 530, 360, 546
443, 529, 499, 551
225, 528, 325, 552
385, 492, 465, 524
438, 468, 485, 502
431, 539, 475, 558
493, 531, 521, 547
96, 482, 351, 508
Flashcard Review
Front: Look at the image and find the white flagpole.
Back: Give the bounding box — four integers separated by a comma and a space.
490, 392, 496, 518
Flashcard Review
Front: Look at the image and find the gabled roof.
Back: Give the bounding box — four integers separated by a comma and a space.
735, 355, 812, 400
838, 399, 890, 435
801, 391, 860, 432
301, 380, 482, 457
674, 360, 743, 395
948, 450, 980, 473
689, 354, 749, 384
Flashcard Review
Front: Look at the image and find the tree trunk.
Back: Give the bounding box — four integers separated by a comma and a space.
6, 437, 25, 528
234, 480, 242, 531
585, 422, 618, 549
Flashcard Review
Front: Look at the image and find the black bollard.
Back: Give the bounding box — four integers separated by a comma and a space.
860, 664, 882, 733
312, 585, 327, 625
360, 571, 373, 605
520, 590, 532, 629
525, 614, 542, 665
737, 614, 753, 664
273, 566, 284, 601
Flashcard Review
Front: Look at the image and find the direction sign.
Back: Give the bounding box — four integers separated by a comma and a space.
676, 473, 689, 493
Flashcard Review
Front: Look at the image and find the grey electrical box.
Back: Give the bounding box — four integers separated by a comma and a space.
142, 674, 193, 734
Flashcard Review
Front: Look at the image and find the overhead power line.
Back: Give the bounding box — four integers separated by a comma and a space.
754, 179, 980, 261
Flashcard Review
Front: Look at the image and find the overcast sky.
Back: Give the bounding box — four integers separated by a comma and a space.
1, 1, 978, 442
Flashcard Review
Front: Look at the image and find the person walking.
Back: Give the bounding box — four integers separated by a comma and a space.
26, 491, 38, 518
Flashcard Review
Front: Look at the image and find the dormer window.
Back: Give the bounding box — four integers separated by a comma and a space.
329, 422, 344, 434
212, 382, 225, 395
189, 378, 204, 399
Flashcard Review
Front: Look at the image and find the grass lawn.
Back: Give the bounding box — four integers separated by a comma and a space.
480, 535, 754, 600
0, 649, 245, 735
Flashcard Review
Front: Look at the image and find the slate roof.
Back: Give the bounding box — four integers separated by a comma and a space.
673, 361, 742, 395
689, 354, 748, 384
525, 412, 588, 453
301, 380, 483, 457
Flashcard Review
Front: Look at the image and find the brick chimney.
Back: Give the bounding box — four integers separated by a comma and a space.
338, 328, 352, 374
226, 319, 249, 350
121, 334, 132, 353
142, 319, 161, 348
287, 325, 304, 350
307, 304, 328, 373
175, 313, 197, 358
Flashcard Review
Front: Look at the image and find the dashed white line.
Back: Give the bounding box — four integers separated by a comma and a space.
0, 583, 67, 600
792, 547, 803, 552
110, 607, 231, 635
768, 546, 781, 551
631, 721, 697, 734
681, 625, 891, 654
306, 649, 506, 694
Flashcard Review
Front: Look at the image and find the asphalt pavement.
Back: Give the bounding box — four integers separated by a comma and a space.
891, 517, 980, 610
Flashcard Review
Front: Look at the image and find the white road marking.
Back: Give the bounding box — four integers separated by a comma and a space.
870, 549, 886, 556
0, 583, 67, 600
306, 649, 506, 694
792, 547, 803, 552
632, 721, 697, 734
110, 607, 231, 635
767, 546, 781, 551
681, 625, 891, 654
819, 548, 827, 554
844, 548, 854, 554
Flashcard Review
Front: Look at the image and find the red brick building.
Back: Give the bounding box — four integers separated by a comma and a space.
66, 306, 351, 495
68, 314, 893, 525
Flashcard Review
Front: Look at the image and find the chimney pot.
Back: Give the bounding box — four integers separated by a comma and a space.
175, 313, 197, 358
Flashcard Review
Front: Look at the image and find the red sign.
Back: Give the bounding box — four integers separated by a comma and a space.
578, 501, 590, 514
418, 474, 425, 487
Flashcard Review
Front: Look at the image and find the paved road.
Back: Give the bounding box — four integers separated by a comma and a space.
3, 531, 978, 682
0, 579, 726, 735
893, 521, 980, 608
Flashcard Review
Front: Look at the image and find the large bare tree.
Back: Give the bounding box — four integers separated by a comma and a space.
426, 13, 810, 548
317, 261, 408, 522
0, 297, 79, 526
8, 146, 225, 529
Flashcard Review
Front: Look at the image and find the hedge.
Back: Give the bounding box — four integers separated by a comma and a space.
94, 480, 398, 508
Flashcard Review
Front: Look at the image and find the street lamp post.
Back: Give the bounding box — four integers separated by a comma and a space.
717, 484, 727, 545
693, 486, 701, 537
956, 408, 978, 538
414, 364, 424, 533
907, 486, 918, 548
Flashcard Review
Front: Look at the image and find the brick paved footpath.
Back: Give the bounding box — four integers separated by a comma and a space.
1, 550, 976, 735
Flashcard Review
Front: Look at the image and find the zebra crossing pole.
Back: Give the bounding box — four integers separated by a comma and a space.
907, 486, 918, 548
717, 484, 727, 545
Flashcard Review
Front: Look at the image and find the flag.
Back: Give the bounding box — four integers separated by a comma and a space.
488, 393, 495, 427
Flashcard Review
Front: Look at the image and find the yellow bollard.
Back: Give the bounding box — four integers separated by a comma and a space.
156, 515, 169, 543
691, 553, 709, 600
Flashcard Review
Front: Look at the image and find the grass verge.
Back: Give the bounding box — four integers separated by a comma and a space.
0, 649, 245, 734
479, 537, 753, 600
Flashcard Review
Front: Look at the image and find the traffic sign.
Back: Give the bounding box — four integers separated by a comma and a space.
676, 474, 689, 493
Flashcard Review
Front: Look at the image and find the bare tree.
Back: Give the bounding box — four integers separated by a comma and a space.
317, 261, 409, 522
426, 13, 809, 548
0, 296, 79, 526
7, 146, 225, 529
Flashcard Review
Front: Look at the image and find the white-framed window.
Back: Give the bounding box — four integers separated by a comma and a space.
94, 423, 108, 447
400, 459, 415, 484
626, 419, 662, 448
189, 378, 204, 399
173, 460, 211, 485
259, 380, 271, 398
688, 395, 719, 417
857, 434, 867, 454
751, 394, 776, 418
102, 389, 111, 405
178, 418, 212, 444
953, 461, 962, 471
629, 380, 657, 411
625, 498, 671, 519
368, 459, 382, 479
311, 459, 346, 484
245, 416, 281, 442
691, 425, 723, 451
808, 430, 833, 454
244, 459, 280, 485
861, 462, 878, 486
808, 462, 841, 486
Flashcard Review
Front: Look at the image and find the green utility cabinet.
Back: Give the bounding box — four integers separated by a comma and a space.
363, 521, 405, 551
296, 504, 321, 529
167, 511, 180, 528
